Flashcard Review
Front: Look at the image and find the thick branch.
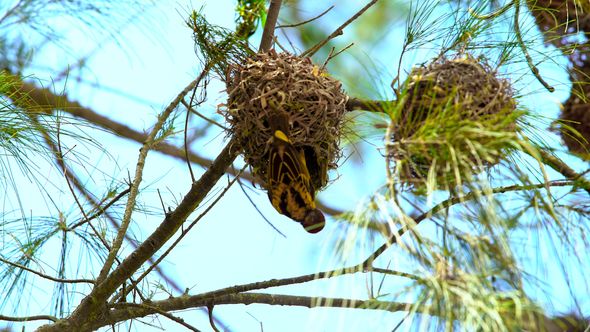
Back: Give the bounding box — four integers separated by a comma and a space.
96, 72, 207, 285
36, 141, 238, 332
259, 0, 283, 52
94, 293, 408, 329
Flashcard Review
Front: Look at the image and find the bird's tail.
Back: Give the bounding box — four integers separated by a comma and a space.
268, 112, 291, 139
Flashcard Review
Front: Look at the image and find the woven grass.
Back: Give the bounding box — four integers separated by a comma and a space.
527, 0, 590, 50
388, 55, 521, 190
561, 67, 590, 158
220, 49, 347, 190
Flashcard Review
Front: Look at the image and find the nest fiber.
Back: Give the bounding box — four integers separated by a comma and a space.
221, 50, 347, 189
527, 0, 590, 49
561, 68, 590, 158
388, 55, 519, 189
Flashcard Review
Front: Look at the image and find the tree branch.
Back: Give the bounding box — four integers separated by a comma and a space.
276, 5, 333, 29
302, 0, 381, 58
363, 180, 579, 266
113, 166, 246, 303
69, 188, 131, 230
538, 151, 590, 196
111, 303, 202, 332
259, 0, 283, 53
96, 71, 208, 285
0, 314, 58, 323
94, 293, 409, 329
37, 140, 239, 331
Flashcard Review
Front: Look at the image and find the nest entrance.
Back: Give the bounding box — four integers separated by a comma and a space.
220, 50, 348, 190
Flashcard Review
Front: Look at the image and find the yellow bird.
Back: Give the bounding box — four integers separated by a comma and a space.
266, 112, 325, 233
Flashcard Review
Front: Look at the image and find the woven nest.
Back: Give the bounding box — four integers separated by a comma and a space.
527, 0, 590, 49
220, 49, 347, 190
388, 55, 519, 189
560, 64, 590, 158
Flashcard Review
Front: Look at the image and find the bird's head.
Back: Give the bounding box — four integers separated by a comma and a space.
301, 208, 325, 234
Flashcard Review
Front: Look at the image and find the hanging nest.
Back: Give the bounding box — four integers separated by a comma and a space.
219, 49, 347, 190
559, 63, 590, 158
387, 55, 521, 191
527, 0, 590, 158
527, 0, 590, 50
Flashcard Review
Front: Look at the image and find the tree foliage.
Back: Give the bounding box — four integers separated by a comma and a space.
0, 0, 589, 331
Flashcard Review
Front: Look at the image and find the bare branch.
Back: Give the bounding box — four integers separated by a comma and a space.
111, 303, 202, 332
302, 0, 380, 58
513, 0, 554, 92
538, 151, 590, 196
40, 140, 239, 331
276, 5, 334, 29
259, 0, 283, 53
114, 166, 246, 303
0, 314, 58, 323
207, 305, 221, 332
96, 70, 208, 285
56, 124, 85, 221
182, 99, 227, 130
69, 188, 131, 230
320, 42, 354, 70
234, 165, 287, 237
99, 293, 409, 329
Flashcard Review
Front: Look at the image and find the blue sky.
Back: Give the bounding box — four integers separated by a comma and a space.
1, 0, 588, 331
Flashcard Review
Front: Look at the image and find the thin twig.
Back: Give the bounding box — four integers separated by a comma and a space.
320, 42, 354, 70
391, 313, 410, 332
157, 188, 166, 213
259, 0, 283, 53
276, 5, 334, 28
377, 261, 391, 296
272, 35, 289, 53
0, 256, 94, 284
111, 303, 202, 332
184, 68, 210, 183
56, 122, 89, 221
302, 0, 380, 58
513, 0, 554, 92
538, 151, 590, 196
233, 166, 286, 237
371, 267, 417, 280
208, 305, 221, 332
363, 180, 577, 265
69, 188, 131, 230
96, 72, 208, 285
185, 88, 198, 183
115, 165, 247, 303
181, 100, 226, 131
30, 113, 115, 262
469, 0, 515, 19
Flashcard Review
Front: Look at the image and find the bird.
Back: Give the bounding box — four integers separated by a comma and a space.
266, 112, 325, 233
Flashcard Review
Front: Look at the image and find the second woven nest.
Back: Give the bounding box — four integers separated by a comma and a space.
221, 50, 348, 190
388, 55, 520, 190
